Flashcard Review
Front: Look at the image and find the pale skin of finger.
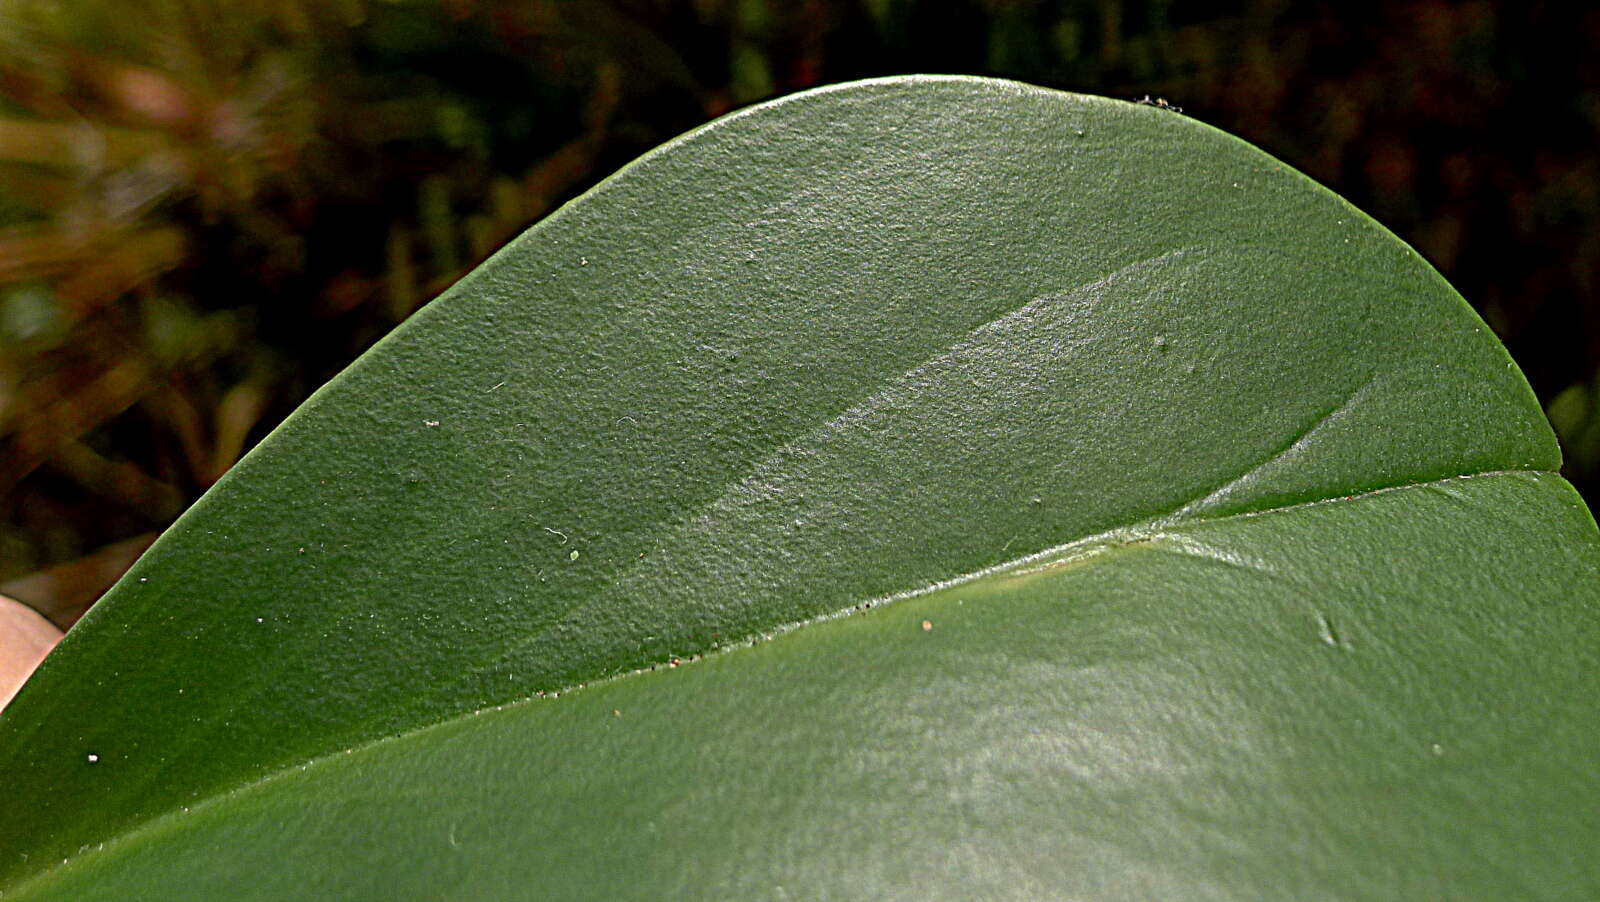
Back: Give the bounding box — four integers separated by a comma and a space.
0, 594, 63, 712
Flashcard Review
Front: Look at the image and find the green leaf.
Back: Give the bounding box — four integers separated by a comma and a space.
2, 76, 1597, 899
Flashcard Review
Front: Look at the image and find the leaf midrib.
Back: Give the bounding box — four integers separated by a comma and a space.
2, 466, 1560, 899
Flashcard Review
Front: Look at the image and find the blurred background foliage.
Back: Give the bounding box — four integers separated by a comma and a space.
1, 0, 1596, 626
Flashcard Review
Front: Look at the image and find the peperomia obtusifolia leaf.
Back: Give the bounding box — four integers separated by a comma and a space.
2, 76, 1596, 900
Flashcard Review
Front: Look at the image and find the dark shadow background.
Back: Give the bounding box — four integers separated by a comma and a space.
2, 0, 1596, 626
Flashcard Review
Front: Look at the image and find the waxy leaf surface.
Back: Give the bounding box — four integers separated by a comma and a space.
2, 76, 1597, 900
